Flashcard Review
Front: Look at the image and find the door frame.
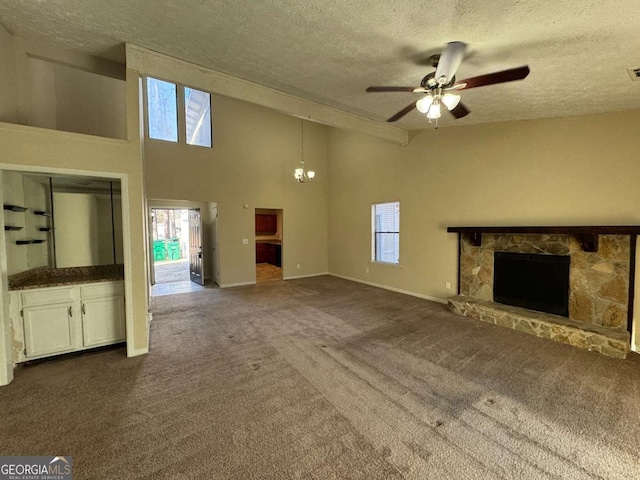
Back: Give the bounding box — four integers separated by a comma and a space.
147, 199, 218, 288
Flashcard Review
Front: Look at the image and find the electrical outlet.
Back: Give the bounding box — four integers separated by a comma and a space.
365, 267, 370, 274
445, 281, 452, 290
296, 263, 301, 269
242, 238, 249, 245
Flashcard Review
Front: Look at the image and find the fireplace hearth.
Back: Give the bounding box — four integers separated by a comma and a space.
446, 226, 640, 358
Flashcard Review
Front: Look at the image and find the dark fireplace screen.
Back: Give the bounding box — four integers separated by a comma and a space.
493, 252, 570, 317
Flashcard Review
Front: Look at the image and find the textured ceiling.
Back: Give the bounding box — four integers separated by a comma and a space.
1, 0, 639, 129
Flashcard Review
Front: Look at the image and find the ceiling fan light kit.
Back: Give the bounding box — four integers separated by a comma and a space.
366, 41, 530, 128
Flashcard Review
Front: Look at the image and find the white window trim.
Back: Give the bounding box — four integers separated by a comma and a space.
371, 201, 400, 266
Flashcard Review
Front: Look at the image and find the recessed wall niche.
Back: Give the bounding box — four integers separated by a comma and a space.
2, 171, 123, 274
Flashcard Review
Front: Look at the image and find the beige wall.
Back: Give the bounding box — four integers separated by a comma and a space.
2, 172, 50, 275
0, 68, 148, 374
0, 25, 17, 123
22, 175, 51, 270
2, 171, 29, 275
27, 57, 127, 139
145, 95, 329, 285
328, 109, 640, 348
0, 31, 149, 371
0, 122, 148, 354
96, 196, 124, 265
54, 192, 100, 267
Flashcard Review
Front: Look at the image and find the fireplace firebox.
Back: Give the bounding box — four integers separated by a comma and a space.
493, 252, 570, 317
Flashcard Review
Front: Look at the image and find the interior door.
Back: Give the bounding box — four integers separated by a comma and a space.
189, 209, 204, 285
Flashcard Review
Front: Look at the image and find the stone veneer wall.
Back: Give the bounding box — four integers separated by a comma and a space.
460, 234, 630, 331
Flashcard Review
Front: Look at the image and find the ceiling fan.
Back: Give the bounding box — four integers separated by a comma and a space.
366, 41, 530, 125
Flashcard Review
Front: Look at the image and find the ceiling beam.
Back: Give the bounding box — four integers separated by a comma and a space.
126, 44, 408, 146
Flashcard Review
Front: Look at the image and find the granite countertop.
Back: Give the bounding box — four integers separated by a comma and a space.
255, 239, 282, 245
8, 264, 125, 290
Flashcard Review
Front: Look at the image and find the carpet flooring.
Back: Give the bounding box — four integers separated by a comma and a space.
1, 275, 640, 479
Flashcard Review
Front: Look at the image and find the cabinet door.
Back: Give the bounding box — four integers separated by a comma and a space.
255, 215, 268, 233
82, 296, 126, 347
256, 243, 266, 263
267, 215, 277, 233
267, 244, 276, 265
23, 303, 75, 358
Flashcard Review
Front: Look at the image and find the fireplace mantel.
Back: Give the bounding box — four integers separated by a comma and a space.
447, 226, 640, 252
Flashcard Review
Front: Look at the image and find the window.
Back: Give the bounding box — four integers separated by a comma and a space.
185, 87, 212, 147
145, 78, 212, 147
372, 202, 400, 264
146, 78, 178, 142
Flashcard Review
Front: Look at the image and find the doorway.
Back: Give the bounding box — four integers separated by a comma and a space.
150, 208, 205, 295
255, 208, 283, 283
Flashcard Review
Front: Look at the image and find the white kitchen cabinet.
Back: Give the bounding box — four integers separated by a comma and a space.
80, 282, 125, 347
23, 302, 75, 358
10, 281, 125, 363
82, 296, 125, 346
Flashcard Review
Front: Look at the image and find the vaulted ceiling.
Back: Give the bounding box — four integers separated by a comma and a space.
1, 0, 639, 129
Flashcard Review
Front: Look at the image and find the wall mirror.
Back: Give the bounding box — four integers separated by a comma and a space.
2, 170, 123, 274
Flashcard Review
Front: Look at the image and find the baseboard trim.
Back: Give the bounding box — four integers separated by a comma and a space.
219, 281, 257, 288
283, 272, 329, 280
329, 273, 447, 305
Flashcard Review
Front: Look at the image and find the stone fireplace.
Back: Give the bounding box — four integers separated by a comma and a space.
447, 227, 639, 358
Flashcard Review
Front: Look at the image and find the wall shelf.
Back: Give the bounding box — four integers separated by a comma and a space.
4, 226, 24, 231
3, 204, 28, 212
15, 239, 47, 245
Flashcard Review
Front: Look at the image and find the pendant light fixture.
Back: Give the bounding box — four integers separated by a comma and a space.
294, 119, 315, 183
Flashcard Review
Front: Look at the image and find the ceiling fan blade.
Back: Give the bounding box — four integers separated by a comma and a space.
448, 102, 470, 119
366, 86, 418, 93
454, 66, 530, 90
387, 101, 417, 122
435, 41, 467, 84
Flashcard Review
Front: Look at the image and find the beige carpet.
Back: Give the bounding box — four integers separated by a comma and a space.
1, 275, 640, 479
